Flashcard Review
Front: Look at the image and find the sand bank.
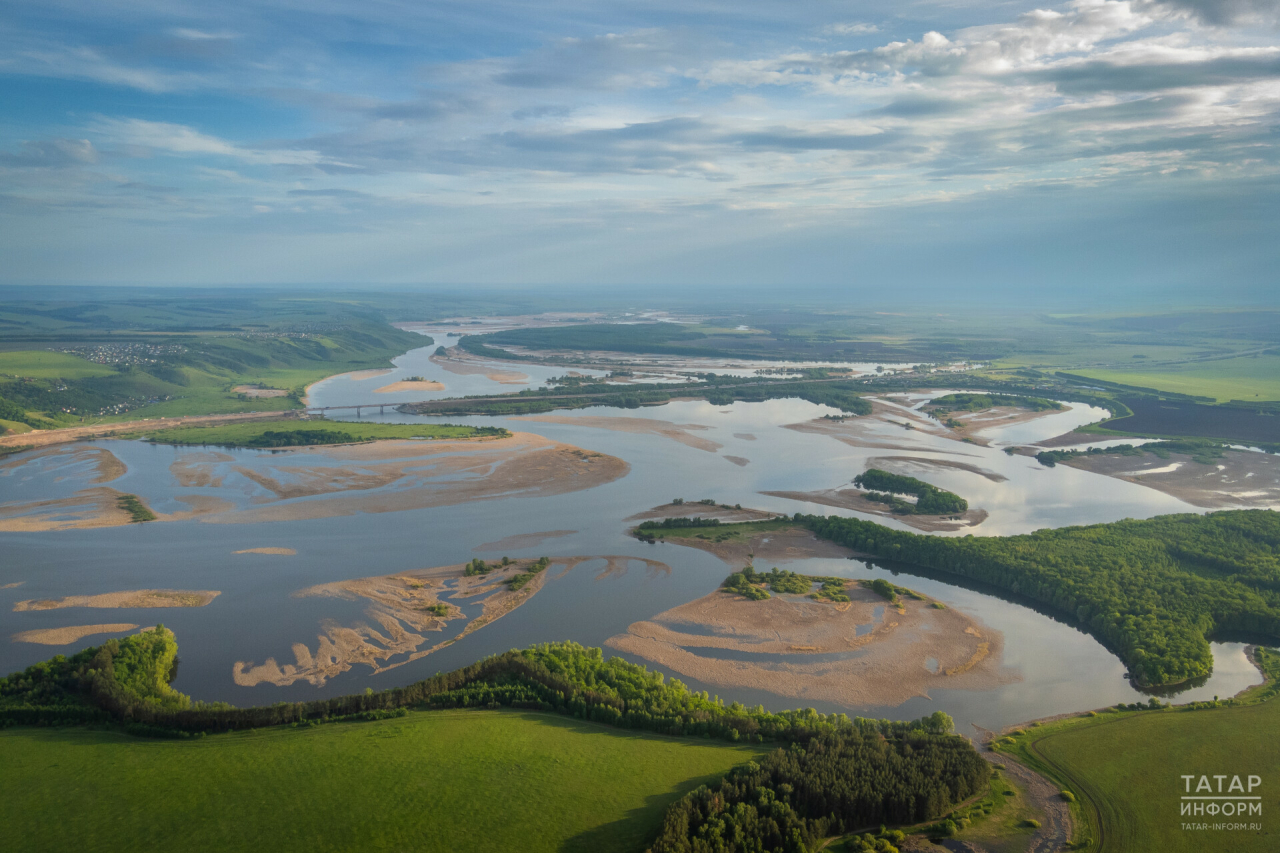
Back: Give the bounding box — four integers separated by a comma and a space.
734, 433, 757, 441
0, 445, 126, 485
431, 353, 529, 384
12, 623, 140, 645
344, 369, 394, 381
723, 455, 750, 467
760, 489, 988, 531
374, 379, 445, 393
1063, 449, 1280, 509
659, 522, 853, 566
0, 486, 138, 532
1, 582, 24, 590
607, 584, 1014, 709
475, 530, 577, 551
170, 452, 233, 487
233, 547, 297, 555
206, 432, 628, 524
14, 590, 219, 611
867, 455, 1007, 483
516, 414, 722, 453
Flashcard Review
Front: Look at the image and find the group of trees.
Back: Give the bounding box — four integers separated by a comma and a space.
721, 567, 852, 603
648, 723, 987, 853
926, 393, 1062, 414
800, 509, 1280, 687
853, 469, 968, 516
1036, 439, 1233, 468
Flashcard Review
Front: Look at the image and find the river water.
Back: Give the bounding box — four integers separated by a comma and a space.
0, 338, 1262, 733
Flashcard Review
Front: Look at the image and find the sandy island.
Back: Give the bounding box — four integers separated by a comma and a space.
626, 502, 782, 525
14, 590, 220, 611
12, 623, 141, 645
233, 547, 297, 555
1060, 449, 1280, 509
374, 379, 445, 393
431, 352, 529, 384
608, 583, 1015, 709
233, 555, 668, 687
0, 486, 143, 532
515, 414, 722, 453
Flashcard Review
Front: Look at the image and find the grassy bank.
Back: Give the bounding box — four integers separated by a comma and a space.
1068, 355, 1280, 403
0, 709, 758, 853
143, 419, 508, 447
996, 649, 1280, 852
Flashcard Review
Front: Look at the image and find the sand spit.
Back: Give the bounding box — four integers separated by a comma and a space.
0, 444, 126, 485
234, 547, 297, 555
626, 502, 782, 524
607, 585, 1014, 709
552, 555, 672, 581
782, 417, 969, 456
234, 558, 557, 687
1, 582, 24, 590
431, 353, 529, 384
170, 452, 233, 487
1036, 430, 1115, 448
661, 523, 854, 566
0, 486, 139, 532
12, 623, 140, 645
14, 590, 220, 611
760, 490, 988, 531
867, 455, 1007, 483
734, 433, 757, 441
232, 385, 289, 398
207, 432, 629, 524
475, 530, 577, 551
1063, 450, 1280, 509
374, 379, 445, 393
950, 405, 1062, 438
516, 415, 722, 453
723, 455, 751, 467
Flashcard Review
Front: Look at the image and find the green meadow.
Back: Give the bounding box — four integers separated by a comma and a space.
1068, 354, 1280, 402
143, 419, 506, 446
0, 709, 762, 853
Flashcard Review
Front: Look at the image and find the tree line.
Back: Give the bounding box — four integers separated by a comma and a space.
799, 509, 1280, 687
853, 469, 968, 515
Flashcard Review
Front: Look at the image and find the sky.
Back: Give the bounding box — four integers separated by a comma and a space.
2, 0, 1278, 298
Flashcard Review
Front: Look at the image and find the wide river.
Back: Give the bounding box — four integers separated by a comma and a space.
0, 335, 1261, 732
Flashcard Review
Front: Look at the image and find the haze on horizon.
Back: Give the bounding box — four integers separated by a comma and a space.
2, 0, 1278, 300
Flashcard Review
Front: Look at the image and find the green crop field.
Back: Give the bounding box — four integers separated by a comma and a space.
0, 709, 762, 853
1069, 355, 1280, 402
999, 654, 1280, 853
144, 419, 506, 446
0, 351, 119, 380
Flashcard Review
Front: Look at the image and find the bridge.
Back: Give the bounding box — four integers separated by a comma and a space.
303, 402, 417, 417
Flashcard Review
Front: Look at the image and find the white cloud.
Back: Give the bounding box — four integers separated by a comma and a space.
823, 23, 880, 35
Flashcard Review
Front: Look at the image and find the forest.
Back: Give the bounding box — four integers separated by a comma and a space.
800, 509, 1280, 687
853, 469, 969, 515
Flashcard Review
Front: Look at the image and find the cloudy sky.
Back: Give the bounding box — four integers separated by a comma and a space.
2, 0, 1278, 297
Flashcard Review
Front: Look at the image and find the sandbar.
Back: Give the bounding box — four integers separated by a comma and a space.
607, 585, 1015, 709
626, 502, 781, 524
516, 415, 722, 453
734, 433, 757, 441
867, 455, 1007, 483
233, 547, 297, 555
723, 455, 750, 467
170, 452, 232, 487
374, 379, 445, 393
206, 432, 629, 524
658, 522, 853, 566
1, 582, 24, 590
0, 486, 138, 532
12, 623, 140, 645
760, 489, 988, 531
475, 530, 577, 551
0, 445, 126, 485
431, 353, 529, 384
1062, 449, 1280, 509
14, 589, 220, 611
342, 369, 394, 381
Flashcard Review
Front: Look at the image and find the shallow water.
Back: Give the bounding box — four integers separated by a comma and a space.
0, 344, 1262, 732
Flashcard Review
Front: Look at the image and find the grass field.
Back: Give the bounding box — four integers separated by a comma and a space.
1001, 654, 1280, 853
0, 709, 762, 853
144, 419, 505, 446
1069, 355, 1280, 402
0, 350, 119, 380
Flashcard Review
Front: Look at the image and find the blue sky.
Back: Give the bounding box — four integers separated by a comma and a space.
2, 0, 1278, 297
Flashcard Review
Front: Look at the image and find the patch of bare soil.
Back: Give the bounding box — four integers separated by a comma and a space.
232, 556, 662, 687
661, 523, 854, 566
868, 455, 1007, 483
607, 584, 1015, 709
373, 379, 445, 393
12, 623, 140, 645
0, 486, 137, 532
170, 452, 232, 487
14, 589, 219, 611
474, 530, 577, 551
430, 352, 529, 384
515, 414, 722, 453
759, 490, 988, 531
232, 385, 289, 398
723, 455, 750, 467
205, 433, 629, 523
1064, 449, 1280, 509
233, 547, 297, 555
626, 502, 782, 524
